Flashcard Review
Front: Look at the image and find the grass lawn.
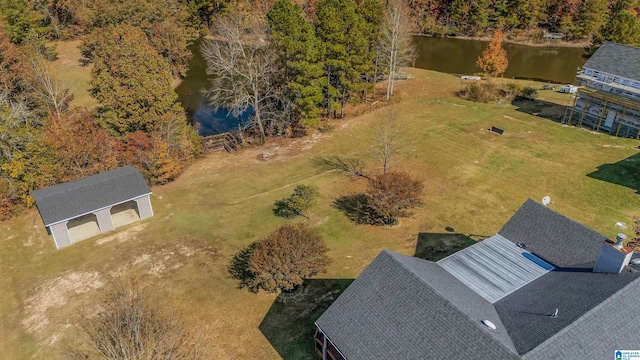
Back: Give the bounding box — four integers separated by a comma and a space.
51, 40, 96, 109
1, 68, 639, 359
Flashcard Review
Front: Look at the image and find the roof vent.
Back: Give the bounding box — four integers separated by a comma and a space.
481, 320, 496, 331
614, 233, 627, 249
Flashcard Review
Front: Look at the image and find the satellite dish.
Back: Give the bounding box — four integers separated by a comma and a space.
542, 196, 551, 206
630, 258, 640, 265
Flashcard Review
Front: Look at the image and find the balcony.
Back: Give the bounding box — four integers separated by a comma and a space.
577, 70, 640, 98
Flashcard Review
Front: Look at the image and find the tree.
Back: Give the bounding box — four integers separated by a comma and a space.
379, 0, 416, 101
247, 223, 329, 294
66, 281, 205, 360
81, 0, 197, 77
367, 171, 423, 225
370, 108, 404, 174
273, 184, 320, 220
586, 10, 640, 57
315, 0, 375, 117
575, 0, 609, 38
89, 24, 197, 183
90, 25, 187, 136
45, 109, 119, 181
476, 29, 508, 78
25, 48, 73, 117
201, 13, 275, 144
0, 30, 28, 100
266, 0, 324, 124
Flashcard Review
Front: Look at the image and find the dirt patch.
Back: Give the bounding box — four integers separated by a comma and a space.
94, 222, 149, 245
22, 272, 104, 334
108, 238, 217, 278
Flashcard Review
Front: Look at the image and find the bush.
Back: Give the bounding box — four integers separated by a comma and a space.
273, 184, 320, 220
367, 171, 424, 225
520, 86, 539, 100
246, 224, 329, 294
458, 82, 523, 104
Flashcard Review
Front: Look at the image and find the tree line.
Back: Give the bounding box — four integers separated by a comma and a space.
201, 0, 415, 143
407, 0, 640, 43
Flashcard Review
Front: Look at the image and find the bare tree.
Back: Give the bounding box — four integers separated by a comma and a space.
379, 0, 416, 101
201, 13, 276, 144
370, 108, 404, 174
26, 51, 73, 118
66, 281, 205, 360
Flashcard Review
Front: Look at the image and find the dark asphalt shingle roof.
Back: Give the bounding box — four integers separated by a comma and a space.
583, 41, 640, 82
32, 166, 151, 226
498, 199, 607, 269
521, 274, 640, 360
315, 250, 519, 360
317, 199, 640, 359
496, 268, 640, 355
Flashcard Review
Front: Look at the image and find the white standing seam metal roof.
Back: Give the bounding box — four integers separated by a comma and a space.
438, 234, 554, 303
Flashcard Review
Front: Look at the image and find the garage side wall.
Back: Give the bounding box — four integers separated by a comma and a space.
135, 195, 153, 219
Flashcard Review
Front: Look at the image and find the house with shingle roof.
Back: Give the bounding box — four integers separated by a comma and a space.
565, 41, 640, 138
314, 199, 640, 360
33, 166, 153, 249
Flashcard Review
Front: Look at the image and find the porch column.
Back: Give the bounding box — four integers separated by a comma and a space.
135, 195, 154, 219
50, 221, 72, 249
95, 208, 114, 232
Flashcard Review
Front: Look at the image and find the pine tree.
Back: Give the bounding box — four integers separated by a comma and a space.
267, 0, 324, 124
316, 0, 373, 117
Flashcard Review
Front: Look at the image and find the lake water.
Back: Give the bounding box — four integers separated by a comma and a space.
413, 36, 586, 84
178, 36, 587, 135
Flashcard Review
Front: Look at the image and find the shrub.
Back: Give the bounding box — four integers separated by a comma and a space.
367, 171, 424, 225
458, 82, 523, 103
520, 86, 539, 100
247, 224, 329, 294
273, 184, 320, 220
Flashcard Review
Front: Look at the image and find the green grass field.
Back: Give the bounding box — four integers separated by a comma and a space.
1, 68, 639, 359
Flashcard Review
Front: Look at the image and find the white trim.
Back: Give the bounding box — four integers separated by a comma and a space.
45, 192, 152, 227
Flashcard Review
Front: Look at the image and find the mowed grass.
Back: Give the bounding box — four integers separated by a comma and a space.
1, 68, 640, 359
51, 40, 96, 109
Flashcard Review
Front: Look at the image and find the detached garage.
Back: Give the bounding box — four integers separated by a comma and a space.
33, 166, 153, 249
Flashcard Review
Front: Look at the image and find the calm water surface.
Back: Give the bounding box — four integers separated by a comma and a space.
178, 36, 586, 135
413, 36, 586, 84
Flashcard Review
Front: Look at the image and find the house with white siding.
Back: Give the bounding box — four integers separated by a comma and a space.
565, 42, 640, 138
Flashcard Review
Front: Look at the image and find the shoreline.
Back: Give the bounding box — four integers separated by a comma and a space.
413, 33, 590, 49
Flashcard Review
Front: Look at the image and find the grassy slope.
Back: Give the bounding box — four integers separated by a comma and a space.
1, 69, 639, 359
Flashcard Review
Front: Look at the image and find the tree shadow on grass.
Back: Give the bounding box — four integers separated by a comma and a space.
414, 232, 480, 261
259, 279, 353, 360
227, 242, 258, 291
587, 153, 640, 194
512, 98, 567, 124
332, 194, 382, 225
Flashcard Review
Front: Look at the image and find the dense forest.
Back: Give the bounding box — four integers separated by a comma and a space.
1, 0, 639, 219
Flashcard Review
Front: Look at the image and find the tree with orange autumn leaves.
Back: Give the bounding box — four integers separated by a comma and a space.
476, 29, 508, 79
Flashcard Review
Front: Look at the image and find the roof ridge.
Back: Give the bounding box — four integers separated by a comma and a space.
500, 199, 607, 243
383, 250, 520, 357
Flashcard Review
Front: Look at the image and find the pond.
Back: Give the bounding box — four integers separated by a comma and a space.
178, 36, 587, 135
174, 39, 248, 137
413, 36, 587, 84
